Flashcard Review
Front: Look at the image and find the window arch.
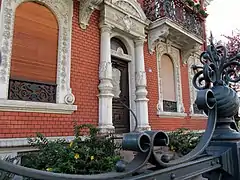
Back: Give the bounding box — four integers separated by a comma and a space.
9, 2, 58, 103
111, 37, 128, 54
160, 54, 177, 112
156, 42, 185, 115
0, 0, 76, 114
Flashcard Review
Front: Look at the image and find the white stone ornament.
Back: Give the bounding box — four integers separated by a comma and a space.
64, 92, 75, 105
112, 68, 121, 98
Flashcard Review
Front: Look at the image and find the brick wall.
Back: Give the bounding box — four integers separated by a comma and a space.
0, 1, 99, 138
0, 0, 206, 139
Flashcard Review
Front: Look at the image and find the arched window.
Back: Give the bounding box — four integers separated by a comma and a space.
8, 2, 58, 103
111, 37, 128, 54
160, 54, 177, 112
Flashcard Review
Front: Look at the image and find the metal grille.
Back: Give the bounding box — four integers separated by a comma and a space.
143, 0, 204, 38
163, 100, 177, 112
8, 78, 57, 103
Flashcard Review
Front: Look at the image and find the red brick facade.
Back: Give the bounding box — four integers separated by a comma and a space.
0, 0, 206, 139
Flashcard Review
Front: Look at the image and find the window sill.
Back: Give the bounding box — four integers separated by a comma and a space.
190, 114, 207, 119
0, 136, 75, 148
0, 100, 77, 114
157, 111, 187, 118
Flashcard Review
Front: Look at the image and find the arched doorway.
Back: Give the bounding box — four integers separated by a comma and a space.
111, 37, 130, 133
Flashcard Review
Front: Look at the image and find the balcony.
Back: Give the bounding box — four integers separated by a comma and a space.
144, 0, 205, 59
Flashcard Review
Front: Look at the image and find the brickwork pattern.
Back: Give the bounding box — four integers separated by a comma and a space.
0, 1, 99, 138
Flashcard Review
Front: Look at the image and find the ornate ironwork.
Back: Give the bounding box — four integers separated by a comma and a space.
8, 78, 57, 103
1, 34, 240, 179
163, 100, 177, 112
193, 103, 204, 114
143, 0, 204, 38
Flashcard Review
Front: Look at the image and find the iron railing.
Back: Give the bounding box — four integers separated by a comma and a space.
8, 78, 57, 103
143, 0, 204, 38
163, 100, 177, 112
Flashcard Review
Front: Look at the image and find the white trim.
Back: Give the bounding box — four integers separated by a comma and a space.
190, 114, 208, 119
0, 136, 75, 148
156, 41, 185, 115
0, 99, 77, 114
98, 0, 150, 132
0, 0, 76, 113
187, 53, 205, 117
157, 111, 187, 118
111, 32, 136, 132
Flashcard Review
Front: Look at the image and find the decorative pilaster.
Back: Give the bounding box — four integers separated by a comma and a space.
134, 38, 151, 131
98, 24, 115, 133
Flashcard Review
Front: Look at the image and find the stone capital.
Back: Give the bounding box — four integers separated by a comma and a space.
100, 24, 113, 34
134, 38, 145, 48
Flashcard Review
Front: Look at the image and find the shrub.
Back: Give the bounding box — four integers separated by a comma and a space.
167, 128, 201, 156
21, 124, 121, 175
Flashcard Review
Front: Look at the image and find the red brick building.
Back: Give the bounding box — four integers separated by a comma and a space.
0, 0, 211, 154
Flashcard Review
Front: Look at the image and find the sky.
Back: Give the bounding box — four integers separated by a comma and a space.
206, 0, 240, 42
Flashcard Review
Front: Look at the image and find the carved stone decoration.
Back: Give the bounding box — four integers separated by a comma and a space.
136, 71, 147, 87
187, 54, 203, 115
99, 61, 112, 80
182, 43, 202, 64
64, 90, 76, 105
106, 0, 147, 20
79, 0, 103, 29
166, 40, 172, 54
112, 68, 121, 98
156, 42, 185, 114
114, 14, 134, 33
148, 25, 169, 54
122, 15, 132, 32
0, 0, 74, 104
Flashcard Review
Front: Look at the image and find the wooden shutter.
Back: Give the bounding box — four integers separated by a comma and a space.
11, 2, 58, 84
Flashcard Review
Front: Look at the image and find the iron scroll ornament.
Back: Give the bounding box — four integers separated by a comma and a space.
0, 91, 216, 179
0, 34, 239, 179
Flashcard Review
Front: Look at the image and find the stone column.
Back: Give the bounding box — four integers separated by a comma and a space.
134, 38, 151, 131
98, 24, 115, 133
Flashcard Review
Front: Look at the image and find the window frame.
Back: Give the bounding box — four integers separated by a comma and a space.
188, 54, 207, 118
0, 0, 76, 114
156, 41, 186, 117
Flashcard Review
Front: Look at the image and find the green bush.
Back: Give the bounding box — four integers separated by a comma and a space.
21, 124, 121, 175
168, 128, 201, 156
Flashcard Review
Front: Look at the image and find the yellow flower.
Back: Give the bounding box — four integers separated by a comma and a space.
46, 168, 53, 172
69, 141, 73, 147
90, 156, 94, 161
74, 153, 80, 160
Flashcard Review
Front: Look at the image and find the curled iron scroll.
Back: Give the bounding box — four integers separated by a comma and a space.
149, 89, 217, 168
0, 132, 153, 180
